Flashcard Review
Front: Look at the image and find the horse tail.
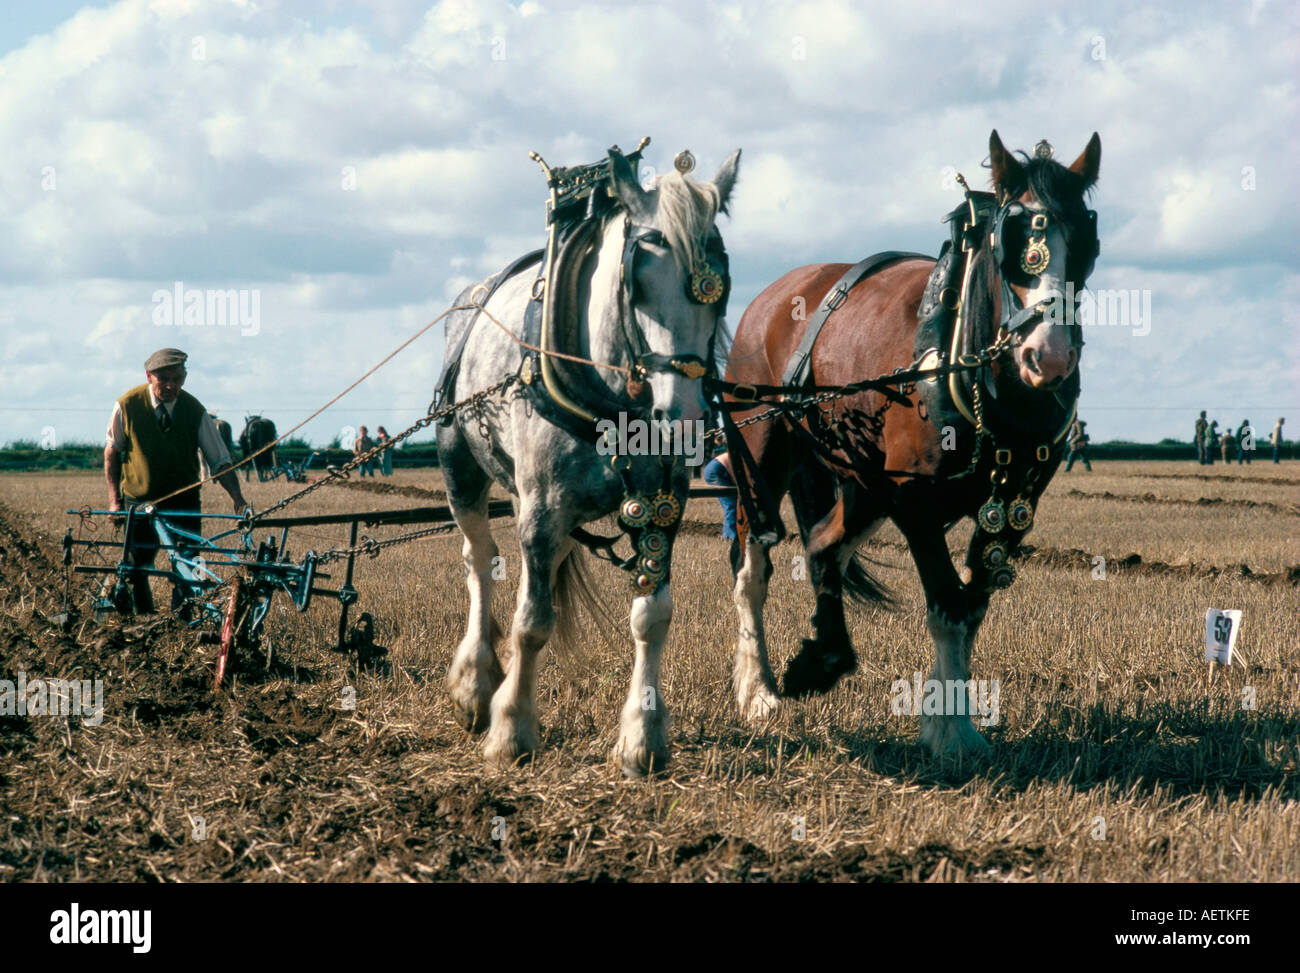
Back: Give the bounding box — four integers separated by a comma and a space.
788, 459, 893, 608
551, 546, 621, 658
842, 551, 894, 608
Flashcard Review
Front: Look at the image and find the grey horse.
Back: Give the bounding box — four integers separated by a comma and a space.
437, 147, 740, 776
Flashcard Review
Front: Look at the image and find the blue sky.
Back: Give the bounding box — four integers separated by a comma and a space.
0, 0, 1296, 448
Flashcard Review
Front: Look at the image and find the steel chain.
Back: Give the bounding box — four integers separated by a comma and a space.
314, 522, 467, 564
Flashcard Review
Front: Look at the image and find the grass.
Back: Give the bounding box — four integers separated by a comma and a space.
0, 460, 1296, 881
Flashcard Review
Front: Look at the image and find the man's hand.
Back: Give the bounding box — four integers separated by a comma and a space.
107, 493, 126, 527
105, 445, 125, 525
213, 464, 248, 513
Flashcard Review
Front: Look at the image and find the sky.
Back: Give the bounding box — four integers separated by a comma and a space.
0, 0, 1296, 448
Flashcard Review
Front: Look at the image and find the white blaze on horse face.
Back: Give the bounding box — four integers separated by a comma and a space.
632, 240, 714, 423
1014, 204, 1078, 389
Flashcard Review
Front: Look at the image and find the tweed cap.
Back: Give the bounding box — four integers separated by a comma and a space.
145, 348, 188, 372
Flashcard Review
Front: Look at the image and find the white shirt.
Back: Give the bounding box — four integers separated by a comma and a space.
106, 387, 233, 472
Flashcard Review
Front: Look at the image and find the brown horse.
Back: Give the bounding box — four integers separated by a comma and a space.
724, 131, 1100, 760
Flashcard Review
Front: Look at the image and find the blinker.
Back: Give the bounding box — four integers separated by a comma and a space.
622, 224, 730, 311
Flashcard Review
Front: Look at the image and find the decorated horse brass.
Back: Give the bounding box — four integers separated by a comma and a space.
978, 498, 1006, 533
690, 264, 725, 304
1007, 496, 1035, 531
1021, 212, 1050, 276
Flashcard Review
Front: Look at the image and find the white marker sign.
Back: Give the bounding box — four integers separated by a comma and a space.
1204, 609, 1241, 665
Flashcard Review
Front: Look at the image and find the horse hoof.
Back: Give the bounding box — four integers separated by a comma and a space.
919, 716, 991, 763
451, 699, 492, 734
446, 649, 503, 735
739, 686, 781, 722
484, 723, 538, 769
781, 639, 856, 697
616, 744, 671, 778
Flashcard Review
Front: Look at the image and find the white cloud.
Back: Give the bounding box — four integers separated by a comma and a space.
0, 0, 1296, 447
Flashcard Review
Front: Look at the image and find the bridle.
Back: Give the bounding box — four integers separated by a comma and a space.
943, 167, 1099, 444
617, 217, 730, 385
986, 191, 1099, 347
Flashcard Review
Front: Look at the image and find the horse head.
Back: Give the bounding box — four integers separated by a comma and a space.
599, 147, 741, 425
984, 130, 1101, 393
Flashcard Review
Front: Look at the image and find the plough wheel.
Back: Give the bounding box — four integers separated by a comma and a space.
214, 576, 245, 691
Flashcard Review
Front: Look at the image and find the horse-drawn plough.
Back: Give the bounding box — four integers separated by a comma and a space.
64, 129, 1102, 774
63, 498, 509, 689
64, 468, 735, 693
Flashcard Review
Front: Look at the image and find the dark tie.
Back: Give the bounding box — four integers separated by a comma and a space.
158, 407, 172, 432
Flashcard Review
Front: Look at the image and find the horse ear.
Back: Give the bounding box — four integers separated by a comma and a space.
989, 130, 1024, 194
608, 148, 652, 219
1068, 132, 1101, 189
712, 149, 741, 215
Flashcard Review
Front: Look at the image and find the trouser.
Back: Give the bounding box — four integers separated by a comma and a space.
703, 468, 737, 540
1275, 445, 1281, 463
1066, 448, 1091, 472
1196, 443, 1205, 464
123, 491, 202, 614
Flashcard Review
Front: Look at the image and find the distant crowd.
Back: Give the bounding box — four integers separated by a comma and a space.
1194, 413, 1285, 465
352, 425, 394, 477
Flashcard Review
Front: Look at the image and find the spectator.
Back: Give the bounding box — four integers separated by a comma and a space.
1065, 419, 1092, 472
377, 426, 393, 477
1272, 417, 1285, 464
1194, 411, 1207, 464
1237, 419, 1253, 465
1204, 420, 1219, 466
1220, 428, 1234, 465
355, 424, 376, 477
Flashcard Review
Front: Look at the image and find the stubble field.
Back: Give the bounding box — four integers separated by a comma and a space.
0, 460, 1296, 882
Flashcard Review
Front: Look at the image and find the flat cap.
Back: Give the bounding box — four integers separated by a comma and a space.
145, 348, 188, 371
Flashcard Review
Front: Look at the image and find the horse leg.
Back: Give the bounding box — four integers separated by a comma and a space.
783, 479, 886, 696
442, 437, 504, 733
615, 584, 673, 776
482, 506, 561, 768
730, 426, 794, 722
896, 513, 991, 761
732, 535, 780, 721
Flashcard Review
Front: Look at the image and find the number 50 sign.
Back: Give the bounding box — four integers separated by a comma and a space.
1204, 609, 1242, 665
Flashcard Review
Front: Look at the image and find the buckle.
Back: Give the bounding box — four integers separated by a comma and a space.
939, 287, 960, 310
825, 286, 848, 311
1036, 445, 1051, 462
730, 384, 758, 402
995, 448, 1012, 466
1030, 213, 1048, 231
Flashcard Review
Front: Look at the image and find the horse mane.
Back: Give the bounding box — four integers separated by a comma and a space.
1009, 153, 1095, 246
648, 169, 721, 276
